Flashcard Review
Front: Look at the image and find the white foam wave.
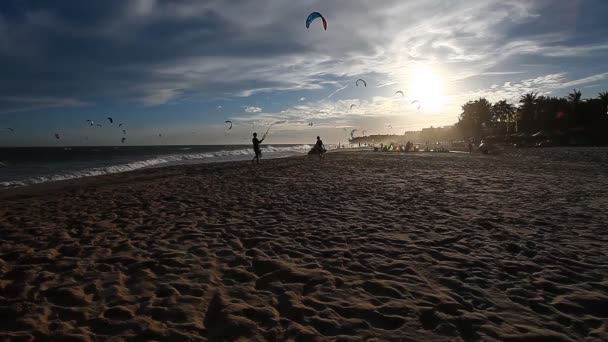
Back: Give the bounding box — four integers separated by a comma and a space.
0, 145, 313, 189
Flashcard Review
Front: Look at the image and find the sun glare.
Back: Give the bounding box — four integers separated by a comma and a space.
408, 65, 445, 112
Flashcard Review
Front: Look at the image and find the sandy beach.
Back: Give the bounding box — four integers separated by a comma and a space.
1, 148, 607, 341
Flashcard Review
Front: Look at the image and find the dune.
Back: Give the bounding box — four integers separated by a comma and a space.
0, 148, 607, 341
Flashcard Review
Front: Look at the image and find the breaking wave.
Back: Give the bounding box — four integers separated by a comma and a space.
0, 145, 312, 188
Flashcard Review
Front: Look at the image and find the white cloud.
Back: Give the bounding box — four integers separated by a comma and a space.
244, 106, 262, 113
299, 97, 306, 101
562, 72, 608, 88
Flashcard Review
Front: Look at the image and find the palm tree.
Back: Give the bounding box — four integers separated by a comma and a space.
520, 92, 538, 106
568, 89, 582, 104
518, 92, 537, 132
491, 100, 516, 134
460, 98, 492, 139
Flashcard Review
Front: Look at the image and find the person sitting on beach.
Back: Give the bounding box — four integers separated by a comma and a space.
308, 136, 327, 159
252, 132, 264, 164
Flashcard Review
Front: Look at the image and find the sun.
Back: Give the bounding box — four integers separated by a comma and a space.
407, 65, 446, 112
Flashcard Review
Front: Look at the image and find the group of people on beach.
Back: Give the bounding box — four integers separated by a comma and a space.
251, 133, 325, 164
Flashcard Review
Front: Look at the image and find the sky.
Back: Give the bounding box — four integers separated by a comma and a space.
1, 0, 608, 146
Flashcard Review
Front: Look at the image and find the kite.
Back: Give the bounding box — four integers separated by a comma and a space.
362, 130, 367, 135
225, 120, 233, 130
306, 12, 327, 30
107, 117, 113, 124
350, 129, 358, 139
122, 130, 127, 135
356, 79, 367, 87
86, 120, 94, 126
54, 133, 60, 139
118, 123, 124, 127
395, 91, 404, 96
350, 104, 357, 109
412, 100, 421, 110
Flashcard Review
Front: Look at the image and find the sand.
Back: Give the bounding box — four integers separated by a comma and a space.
1, 148, 607, 341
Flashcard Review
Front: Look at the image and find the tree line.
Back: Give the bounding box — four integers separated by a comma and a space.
456, 89, 608, 145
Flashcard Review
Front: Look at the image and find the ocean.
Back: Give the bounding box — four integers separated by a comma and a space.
0, 144, 315, 188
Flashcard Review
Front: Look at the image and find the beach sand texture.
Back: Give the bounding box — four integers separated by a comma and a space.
1, 149, 607, 341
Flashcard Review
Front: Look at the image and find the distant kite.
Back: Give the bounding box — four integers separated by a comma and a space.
121, 137, 126, 143
350, 129, 358, 139
350, 104, 357, 110
122, 130, 127, 135
54, 133, 60, 140
118, 123, 124, 127
86, 120, 94, 126
356, 79, 367, 87
225, 120, 233, 130
395, 91, 404, 96
306, 12, 327, 30
412, 100, 421, 110
107, 117, 113, 124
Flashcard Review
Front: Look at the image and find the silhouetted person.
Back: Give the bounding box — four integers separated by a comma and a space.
252, 132, 264, 164
309, 136, 326, 159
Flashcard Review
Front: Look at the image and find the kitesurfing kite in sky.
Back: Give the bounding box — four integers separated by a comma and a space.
225, 120, 233, 130
412, 100, 421, 110
356, 79, 367, 87
350, 104, 357, 109
395, 91, 404, 96
306, 12, 327, 30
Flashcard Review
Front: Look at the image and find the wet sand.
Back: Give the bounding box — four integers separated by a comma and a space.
1, 148, 607, 341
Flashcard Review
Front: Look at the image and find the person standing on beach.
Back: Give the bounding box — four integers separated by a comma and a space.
252, 132, 264, 164
315, 136, 326, 160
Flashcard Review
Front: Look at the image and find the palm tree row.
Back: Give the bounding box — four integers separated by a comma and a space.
457, 89, 608, 145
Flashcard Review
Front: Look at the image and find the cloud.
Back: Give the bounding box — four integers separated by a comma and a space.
562, 72, 608, 88
0, 0, 607, 121
324, 84, 349, 100
244, 106, 262, 113
217, 105, 222, 110
299, 97, 306, 101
